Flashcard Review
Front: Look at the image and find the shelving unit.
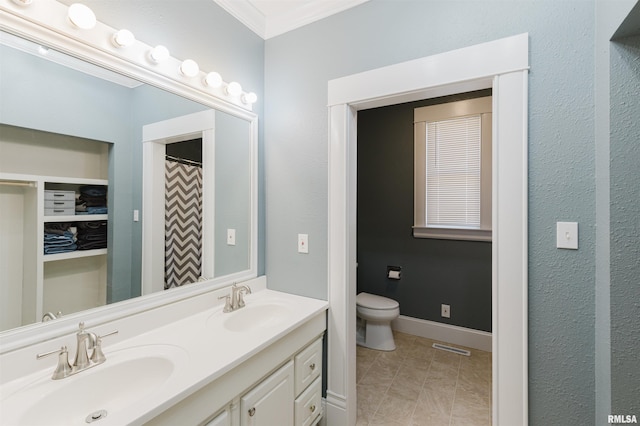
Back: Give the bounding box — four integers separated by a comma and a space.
0, 172, 109, 328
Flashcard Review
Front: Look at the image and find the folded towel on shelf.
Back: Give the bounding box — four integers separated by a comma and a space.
86, 207, 108, 214
76, 221, 107, 250
44, 244, 78, 254
79, 185, 107, 197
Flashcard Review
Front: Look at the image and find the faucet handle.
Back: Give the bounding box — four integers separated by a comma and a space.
219, 295, 233, 313
37, 346, 73, 380
237, 285, 252, 308
90, 330, 118, 364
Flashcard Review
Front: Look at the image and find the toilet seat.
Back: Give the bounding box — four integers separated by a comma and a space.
356, 292, 399, 310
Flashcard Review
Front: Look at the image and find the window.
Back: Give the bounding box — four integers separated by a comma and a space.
414, 96, 492, 241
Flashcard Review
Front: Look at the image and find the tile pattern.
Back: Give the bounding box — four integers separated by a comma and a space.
356, 332, 491, 426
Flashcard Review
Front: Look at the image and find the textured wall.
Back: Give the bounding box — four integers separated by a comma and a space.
357, 95, 492, 332
610, 34, 640, 416
265, 1, 596, 423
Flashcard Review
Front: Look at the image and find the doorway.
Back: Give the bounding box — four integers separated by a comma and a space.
325, 34, 529, 426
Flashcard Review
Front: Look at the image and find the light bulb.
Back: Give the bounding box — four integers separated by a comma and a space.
204, 72, 223, 88
149, 45, 170, 63
68, 3, 97, 30
180, 59, 199, 77
242, 92, 258, 104
112, 29, 135, 48
226, 81, 242, 97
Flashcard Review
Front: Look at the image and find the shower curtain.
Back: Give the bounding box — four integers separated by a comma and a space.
164, 158, 202, 289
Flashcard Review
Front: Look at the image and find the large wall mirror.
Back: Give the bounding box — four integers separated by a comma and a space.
0, 2, 258, 349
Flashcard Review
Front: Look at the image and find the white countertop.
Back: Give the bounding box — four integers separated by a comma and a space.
0, 287, 328, 425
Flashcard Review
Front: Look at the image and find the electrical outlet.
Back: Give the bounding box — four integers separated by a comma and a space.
227, 229, 236, 246
441, 304, 451, 318
298, 234, 309, 254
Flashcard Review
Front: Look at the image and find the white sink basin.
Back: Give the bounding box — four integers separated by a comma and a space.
208, 300, 294, 332
0, 344, 188, 426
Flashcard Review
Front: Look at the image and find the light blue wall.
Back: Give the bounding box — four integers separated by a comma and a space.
215, 112, 252, 277
610, 33, 640, 416
264, 1, 596, 423
594, 1, 638, 423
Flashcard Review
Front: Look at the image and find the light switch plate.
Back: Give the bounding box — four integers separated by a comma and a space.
227, 229, 236, 246
557, 222, 578, 250
298, 234, 309, 254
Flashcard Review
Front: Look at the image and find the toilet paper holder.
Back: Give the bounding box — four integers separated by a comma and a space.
387, 266, 402, 280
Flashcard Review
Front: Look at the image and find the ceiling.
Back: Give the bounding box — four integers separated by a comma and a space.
213, 0, 370, 39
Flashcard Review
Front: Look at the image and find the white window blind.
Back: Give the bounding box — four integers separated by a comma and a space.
413, 95, 491, 241
426, 115, 481, 228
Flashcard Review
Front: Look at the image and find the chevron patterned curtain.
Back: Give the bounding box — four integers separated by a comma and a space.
165, 159, 203, 289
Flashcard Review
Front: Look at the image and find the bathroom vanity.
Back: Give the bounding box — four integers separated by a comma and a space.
0, 277, 328, 426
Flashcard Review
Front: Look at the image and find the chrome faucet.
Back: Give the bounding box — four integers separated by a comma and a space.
36, 322, 118, 380
219, 283, 252, 312
41, 311, 62, 322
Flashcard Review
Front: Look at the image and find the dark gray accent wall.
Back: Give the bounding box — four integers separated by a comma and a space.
357, 91, 492, 332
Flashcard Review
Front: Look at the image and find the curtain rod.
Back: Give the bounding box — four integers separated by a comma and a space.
0, 180, 36, 187
165, 155, 202, 166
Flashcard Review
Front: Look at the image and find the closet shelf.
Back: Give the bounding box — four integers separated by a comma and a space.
44, 214, 108, 222
43, 248, 107, 262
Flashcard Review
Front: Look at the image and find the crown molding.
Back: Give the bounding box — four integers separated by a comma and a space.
214, 0, 266, 39
213, 0, 370, 40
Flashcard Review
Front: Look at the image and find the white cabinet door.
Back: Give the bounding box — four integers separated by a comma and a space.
241, 361, 294, 426
204, 408, 230, 426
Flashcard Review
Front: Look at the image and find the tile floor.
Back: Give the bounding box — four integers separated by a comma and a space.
356, 332, 492, 426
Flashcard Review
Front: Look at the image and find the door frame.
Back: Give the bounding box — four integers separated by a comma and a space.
142, 109, 216, 294
326, 34, 529, 425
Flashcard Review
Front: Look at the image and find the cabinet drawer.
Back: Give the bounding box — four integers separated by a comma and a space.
294, 377, 321, 426
44, 190, 75, 201
294, 338, 322, 395
44, 207, 75, 216
44, 200, 75, 209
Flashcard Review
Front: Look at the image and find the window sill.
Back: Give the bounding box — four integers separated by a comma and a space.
412, 226, 492, 242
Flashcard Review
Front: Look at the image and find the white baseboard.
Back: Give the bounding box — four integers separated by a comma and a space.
392, 315, 492, 352
324, 391, 350, 426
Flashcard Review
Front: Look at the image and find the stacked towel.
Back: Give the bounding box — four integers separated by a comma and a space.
77, 221, 107, 250
44, 223, 77, 254
76, 185, 107, 214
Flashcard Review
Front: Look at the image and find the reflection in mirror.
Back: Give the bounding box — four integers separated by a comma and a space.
0, 31, 256, 334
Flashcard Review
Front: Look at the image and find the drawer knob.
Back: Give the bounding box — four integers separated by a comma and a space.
248, 407, 256, 417
309, 363, 316, 370
310, 404, 316, 413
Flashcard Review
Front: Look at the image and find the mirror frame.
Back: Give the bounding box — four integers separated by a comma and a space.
0, 0, 259, 352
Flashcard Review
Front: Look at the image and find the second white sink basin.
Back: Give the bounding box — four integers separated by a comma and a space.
223, 302, 293, 332
0, 344, 188, 426
207, 298, 294, 333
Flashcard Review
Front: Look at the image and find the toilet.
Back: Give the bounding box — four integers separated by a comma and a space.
356, 292, 400, 351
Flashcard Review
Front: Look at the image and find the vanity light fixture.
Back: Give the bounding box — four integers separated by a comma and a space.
149, 45, 170, 63
68, 3, 97, 30
112, 29, 135, 48
179, 59, 199, 78
226, 81, 242, 97
242, 92, 258, 105
204, 71, 223, 88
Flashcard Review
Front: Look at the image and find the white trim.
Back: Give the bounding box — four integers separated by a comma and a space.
213, 0, 370, 40
392, 315, 492, 353
327, 33, 528, 426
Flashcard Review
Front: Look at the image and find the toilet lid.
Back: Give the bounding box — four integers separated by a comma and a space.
356, 292, 399, 310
